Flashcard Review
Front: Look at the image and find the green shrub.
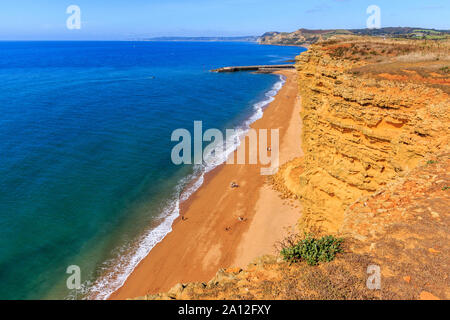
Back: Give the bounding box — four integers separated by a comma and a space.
280, 234, 344, 266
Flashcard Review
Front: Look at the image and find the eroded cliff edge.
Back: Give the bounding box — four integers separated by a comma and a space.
135, 37, 449, 300
295, 38, 449, 234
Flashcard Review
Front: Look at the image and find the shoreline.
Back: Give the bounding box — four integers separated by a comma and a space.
109, 69, 302, 300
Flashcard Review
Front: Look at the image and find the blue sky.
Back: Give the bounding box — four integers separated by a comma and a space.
0, 0, 448, 40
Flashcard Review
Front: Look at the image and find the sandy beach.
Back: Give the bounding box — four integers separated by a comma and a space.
110, 69, 303, 300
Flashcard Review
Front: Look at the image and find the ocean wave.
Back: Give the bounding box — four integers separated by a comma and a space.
203, 74, 286, 171
84, 74, 286, 300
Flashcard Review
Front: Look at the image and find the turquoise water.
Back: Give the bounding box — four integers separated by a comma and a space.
0, 41, 304, 299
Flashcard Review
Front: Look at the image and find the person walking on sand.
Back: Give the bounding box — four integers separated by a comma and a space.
230, 182, 239, 189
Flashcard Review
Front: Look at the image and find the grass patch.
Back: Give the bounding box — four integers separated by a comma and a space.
440, 66, 449, 74
280, 234, 344, 266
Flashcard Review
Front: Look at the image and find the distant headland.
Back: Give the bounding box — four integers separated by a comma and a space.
143, 36, 259, 42
143, 27, 450, 46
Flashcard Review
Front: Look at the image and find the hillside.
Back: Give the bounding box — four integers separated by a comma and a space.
258, 28, 450, 46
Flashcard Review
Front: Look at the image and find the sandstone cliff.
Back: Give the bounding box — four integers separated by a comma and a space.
294, 37, 449, 233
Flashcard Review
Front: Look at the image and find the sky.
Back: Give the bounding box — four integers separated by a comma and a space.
0, 0, 448, 40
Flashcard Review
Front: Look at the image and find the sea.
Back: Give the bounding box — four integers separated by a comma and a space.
0, 41, 305, 299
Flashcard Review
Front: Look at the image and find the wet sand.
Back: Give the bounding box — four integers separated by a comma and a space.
110, 69, 303, 299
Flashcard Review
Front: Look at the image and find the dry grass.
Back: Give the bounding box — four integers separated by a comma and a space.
396, 52, 450, 62
321, 36, 450, 64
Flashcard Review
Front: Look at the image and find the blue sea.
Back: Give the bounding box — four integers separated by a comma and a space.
0, 41, 304, 299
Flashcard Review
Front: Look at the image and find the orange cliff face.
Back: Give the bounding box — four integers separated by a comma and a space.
294, 38, 450, 234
